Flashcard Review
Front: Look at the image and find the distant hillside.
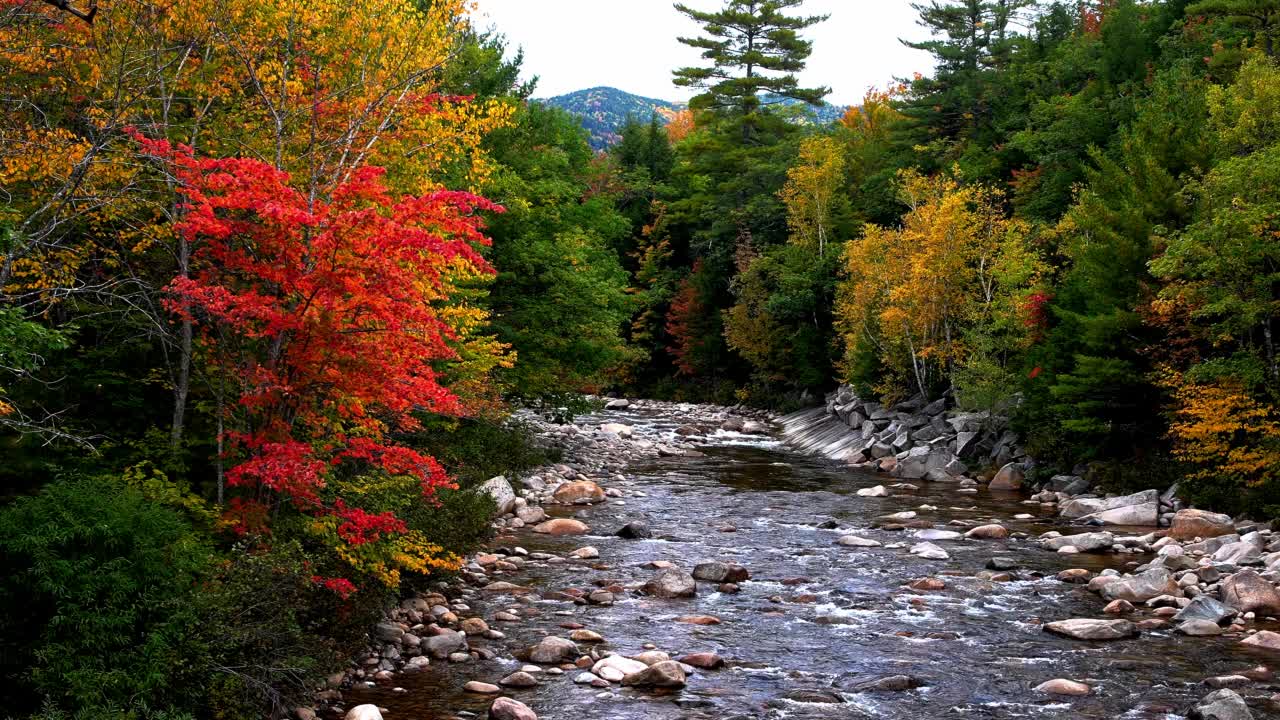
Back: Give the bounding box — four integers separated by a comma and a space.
540, 86, 849, 150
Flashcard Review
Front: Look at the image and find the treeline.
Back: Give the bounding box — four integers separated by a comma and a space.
612, 0, 1279, 516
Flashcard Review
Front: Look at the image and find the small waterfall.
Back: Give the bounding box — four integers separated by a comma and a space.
777, 406, 864, 461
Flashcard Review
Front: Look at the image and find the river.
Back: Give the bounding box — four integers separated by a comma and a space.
342, 402, 1276, 719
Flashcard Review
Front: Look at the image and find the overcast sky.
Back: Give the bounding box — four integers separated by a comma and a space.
468, 0, 936, 106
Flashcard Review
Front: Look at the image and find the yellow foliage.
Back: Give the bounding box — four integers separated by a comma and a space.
836, 170, 1038, 396
1166, 373, 1280, 489
779, 135, 846, 256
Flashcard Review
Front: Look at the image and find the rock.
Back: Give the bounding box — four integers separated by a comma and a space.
499, 671, 539, 688
600, 422, 633, 438
567, 546, 599, 560
1103, 599, 1135, 614
1057, 568, 1092, 584
489, 697, 538, 720
1240, 630, 1280, 652
569, 629, 603, 643
1035, 679, 1091, 696
1078, 502, 1159, 526
1100, 568, 1179, 603
515, 506, 546, 524
531, 519, 590, 536
1042, 532, 1114, 553
460, 618, 490, 636
680, 652, 724, 669
846, 675, 922, 692
692, 561, 750, 583
592, 655, 647, 679
1170, 509, 1237, 541
478, 476, 517, 516
1175, 595, 1236, 625
895, 447, 955, 480
1221, 569, 1280, 616
621, 660, 687, 688
605, 398, 630, 409
836, 534, 882, 547
676, 615, 721, 625
914, 529, 963, 541
642, 568, 697, 598
345, 706, 383, 720
857, 485, 889, 497
527, 636, 578, 664
375, 621, 405, 642
616, 521, 651, 539
425, 630, 467, 659
1178, 620, 1225, 636
1213, 541, 1263, 566
552, 480, 606, 505
465, 681, 501, 694
1043, 618, 1139, 641
1059, 490, 1158, 520
1191, 689, 1254, 720
782, 689, 845, 703
909, 577, 945, 591
573, 672, 605, 686
909, 542, 949, 560
966, 524, 1009, 539
989, 463, 1024, 490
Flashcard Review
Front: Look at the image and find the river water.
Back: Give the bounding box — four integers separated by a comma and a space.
344, 404, 1278, 719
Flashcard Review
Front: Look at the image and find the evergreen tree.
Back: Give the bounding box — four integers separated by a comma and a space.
674, 0, 829, 142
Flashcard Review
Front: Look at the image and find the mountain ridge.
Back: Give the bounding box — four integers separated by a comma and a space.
539, 85, 849, 150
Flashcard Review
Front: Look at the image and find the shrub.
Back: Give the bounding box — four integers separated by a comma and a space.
0, 477, 212, 719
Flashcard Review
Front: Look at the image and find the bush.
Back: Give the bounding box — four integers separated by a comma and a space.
0, 477, 213, 719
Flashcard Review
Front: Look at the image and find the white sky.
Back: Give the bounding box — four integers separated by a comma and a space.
468, 0, 936, 106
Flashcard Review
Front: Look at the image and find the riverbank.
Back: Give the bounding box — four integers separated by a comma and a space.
319, 399, 1279, 720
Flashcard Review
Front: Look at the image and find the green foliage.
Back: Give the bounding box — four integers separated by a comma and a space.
483, 102, 638, 402
0, 477, 212, 719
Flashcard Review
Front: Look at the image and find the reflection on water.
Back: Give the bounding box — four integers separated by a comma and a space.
342, 406, 1276, 719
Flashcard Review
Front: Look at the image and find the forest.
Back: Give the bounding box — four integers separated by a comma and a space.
0, 0, 1278, 718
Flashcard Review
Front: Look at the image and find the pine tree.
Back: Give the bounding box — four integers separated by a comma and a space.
673, 0, 829, 142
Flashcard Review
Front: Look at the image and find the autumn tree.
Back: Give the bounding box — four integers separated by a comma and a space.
837, 170, 1040, 402
779, 135, 847, 257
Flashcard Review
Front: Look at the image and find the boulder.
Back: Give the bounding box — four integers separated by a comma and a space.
1059, 490, 1158, 520
531, 519, 590, 536
345, 706, 383, 720
1190, 689, 1254, 720
478, 476, 517, 516
1034, 679, 1090, 696
845, 675, 923, 692
527, 636, 578, 664
489, 697, 538, 720
1178, 620, 1225, 636
836, 534, 882, 548
1174, 595, 1235, 625
1099, 568, 1179, 603
1170, 508, 1236, 541
1043, 618, 1138, 640
692, 561, 749, 583
1220, 569, 1280, 616
641, 568, 697, 598
680, 652, 724, 669
914, 529, 963, 541
989, 463, 1024, 490
1042, 532, 1114, 553
465, 681, 501, 694
592, 655, 647, 679
425, 630, 467, 659
552, 480, 606, 504
1213, 541, 1263, 566
909, 542, 949, 560
499, 671, 539, 688
1077, 502, 1159, 526
621, 660, 687, 688
1240, 630, 1280, 652
616, 521, 651, 539
599, 422, 633, 438
857, 485, 889, 497
965, 524, 1009, 539
604, 398, 631, 409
